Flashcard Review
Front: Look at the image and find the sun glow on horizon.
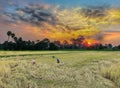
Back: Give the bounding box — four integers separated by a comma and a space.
82, 39, 99, 47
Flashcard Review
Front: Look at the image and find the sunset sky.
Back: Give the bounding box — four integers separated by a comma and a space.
0, 0, 120, 45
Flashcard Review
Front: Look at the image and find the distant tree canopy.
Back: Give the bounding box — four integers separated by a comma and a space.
0, 31, 120, 50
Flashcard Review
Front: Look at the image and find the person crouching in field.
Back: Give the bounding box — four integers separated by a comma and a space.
32, 60, 36, 65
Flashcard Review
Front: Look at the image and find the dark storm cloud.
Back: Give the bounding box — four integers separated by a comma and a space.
4, 3, 57, 26
81, 7, 107, 18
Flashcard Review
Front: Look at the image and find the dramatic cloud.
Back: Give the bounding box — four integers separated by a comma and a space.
4, 3, 57, 26
0, 2, 120, 45
81, 7, 107, 18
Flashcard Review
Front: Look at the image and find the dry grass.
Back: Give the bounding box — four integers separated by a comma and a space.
0, 60, 80, 88
101, 61, 120, 88
0, 51, 120, 88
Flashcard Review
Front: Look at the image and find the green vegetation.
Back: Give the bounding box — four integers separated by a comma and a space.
0, 51, 120, 88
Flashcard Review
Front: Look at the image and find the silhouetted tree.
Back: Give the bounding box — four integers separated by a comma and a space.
118, 45, 120, 49
98, 44, 104, 50
0, 31, 119, 51
14, 37, 18, 42
34, 38, 50, 50
49, 43, 59, 50
7, 31, 12, 42
11, 33, 15, 38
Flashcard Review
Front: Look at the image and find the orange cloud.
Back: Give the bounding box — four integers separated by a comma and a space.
102, 32, 120, 46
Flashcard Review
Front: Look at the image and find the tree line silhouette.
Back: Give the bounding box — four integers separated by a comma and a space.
0, 31, 120, 50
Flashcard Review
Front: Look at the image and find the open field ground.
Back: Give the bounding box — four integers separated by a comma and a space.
0, 51, 120, 88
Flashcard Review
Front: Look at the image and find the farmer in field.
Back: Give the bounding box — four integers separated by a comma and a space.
56, 58, 60, 63
52, 56, 60, 63
32, 60, 36, 65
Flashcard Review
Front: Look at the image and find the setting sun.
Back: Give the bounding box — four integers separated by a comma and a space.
82, 39, 99, 48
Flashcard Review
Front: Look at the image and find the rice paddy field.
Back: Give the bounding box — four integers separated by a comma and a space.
0, 51, 120, 88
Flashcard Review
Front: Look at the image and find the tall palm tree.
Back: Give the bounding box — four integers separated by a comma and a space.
7, 31, 12, 42
14, 37, 18, 42
11, 33, 16, 42
11, 33, 15, 38
18, 37, 23, 42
